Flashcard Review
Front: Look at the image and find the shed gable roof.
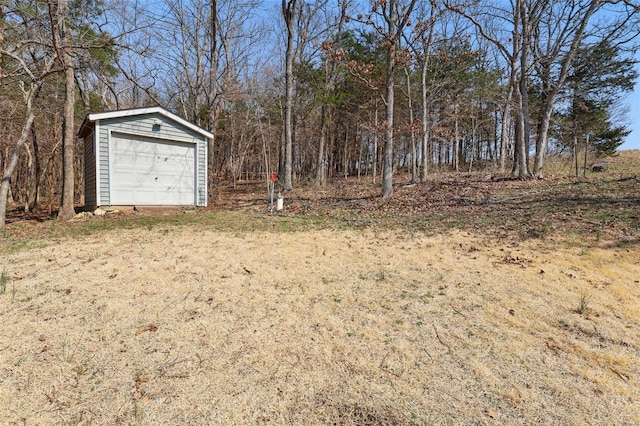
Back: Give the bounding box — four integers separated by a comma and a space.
78, 106, 214, 139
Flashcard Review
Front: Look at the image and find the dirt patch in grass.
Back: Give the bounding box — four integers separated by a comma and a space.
1, 226, 639, 424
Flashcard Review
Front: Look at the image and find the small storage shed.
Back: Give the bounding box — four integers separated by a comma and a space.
78, 107, 211, 209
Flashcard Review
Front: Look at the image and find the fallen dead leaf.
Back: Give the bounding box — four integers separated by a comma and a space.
484, 407, 498, 419
546, 338, 561, 351
136, 323, 158, 335
134, 375, 149, 384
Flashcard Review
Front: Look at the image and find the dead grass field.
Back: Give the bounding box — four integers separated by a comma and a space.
1, 152, 639, 425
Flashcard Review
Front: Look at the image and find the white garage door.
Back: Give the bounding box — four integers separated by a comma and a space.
111, 133, 195, 205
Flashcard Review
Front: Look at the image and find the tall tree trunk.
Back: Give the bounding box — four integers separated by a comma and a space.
573, 136, 579, 177
57, 0, 76, 220
278, 118, 285, 182
381, 0, 398, 198
282, 0, 296, 191
500, 86, 513, 173
316, 107, 328, 184
513, 88, 528, 179
30, 122, 41, 211
343, 127, 349, 178
59, 64, 75, 218
380, 0, 418, 197
418, 2, 435, 182
420, 60, 430, 181
23, 141, 33, 212
358, 124, 363, 180
453, 104, 459, 172
208, 0, 218, 193
468, 118, 476, 173
372, 103, 378, 184
405, 66, 417, 182
0, 0, 5, 79
517, 0, 531, 178
381, 47, 395, 197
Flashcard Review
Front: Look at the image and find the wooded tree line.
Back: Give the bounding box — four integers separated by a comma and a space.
1, 0, 638, 227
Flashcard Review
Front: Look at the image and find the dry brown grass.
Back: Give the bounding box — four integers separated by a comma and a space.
1, 151, 639, 425
1, 225, 639, 425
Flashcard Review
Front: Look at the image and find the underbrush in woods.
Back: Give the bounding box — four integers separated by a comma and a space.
2, 152, 639, 245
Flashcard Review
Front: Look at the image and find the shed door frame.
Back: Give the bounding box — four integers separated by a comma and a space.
107, 130, 198, 206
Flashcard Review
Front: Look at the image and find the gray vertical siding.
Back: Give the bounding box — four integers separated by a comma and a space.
198, 139, 207, 206
98, 124, 110, 206
83, 135, 96, 207
96, 112, 207, 206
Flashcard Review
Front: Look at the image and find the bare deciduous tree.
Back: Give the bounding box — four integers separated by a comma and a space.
531, 0, 639, 177
0, 49, 56, 228
315, 0, 349, 185
366, 0, 418, 198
